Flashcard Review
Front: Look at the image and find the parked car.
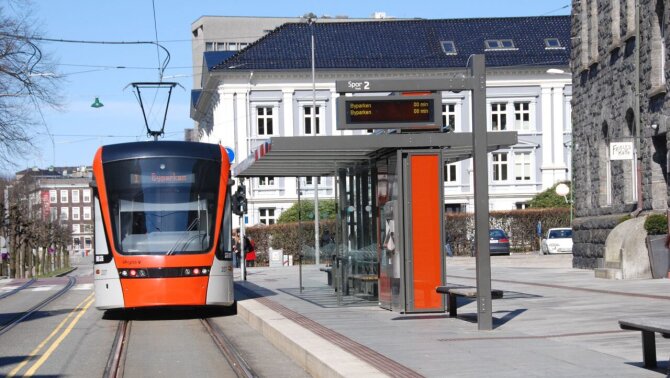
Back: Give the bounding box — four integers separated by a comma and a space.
541, 227, 573, 254
489, 229, 510, 255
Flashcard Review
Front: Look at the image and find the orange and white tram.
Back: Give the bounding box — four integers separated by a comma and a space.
91, 141, 234, 309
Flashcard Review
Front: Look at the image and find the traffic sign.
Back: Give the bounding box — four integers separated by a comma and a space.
225, 146, 235, 163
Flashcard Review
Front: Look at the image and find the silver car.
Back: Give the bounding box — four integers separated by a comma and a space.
541, 228, 573, 254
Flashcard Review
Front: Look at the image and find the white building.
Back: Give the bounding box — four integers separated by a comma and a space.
191, 16, 572, 225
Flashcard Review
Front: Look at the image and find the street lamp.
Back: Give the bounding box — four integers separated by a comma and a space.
555, 183, 573, 226
308, 16, 320, 265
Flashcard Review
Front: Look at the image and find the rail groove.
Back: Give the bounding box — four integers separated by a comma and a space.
0, 278, 37, 301
201, 318, 256, 378
103, 320, 130, 378
0, 276, 76, 337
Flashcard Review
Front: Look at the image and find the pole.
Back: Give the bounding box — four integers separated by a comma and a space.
310, 17, 320, 266
298, 178, 303, 292
240, 180, 247, 281
471, 55, 493, 331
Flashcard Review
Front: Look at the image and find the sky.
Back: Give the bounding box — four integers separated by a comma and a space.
8, 0, 571, 173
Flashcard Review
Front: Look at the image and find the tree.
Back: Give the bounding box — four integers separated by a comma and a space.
0, 1, 61, 168
277, 199, 337, 223
528, 181, 571, 208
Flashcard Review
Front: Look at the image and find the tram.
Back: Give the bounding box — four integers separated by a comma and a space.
91, 141, 235, 309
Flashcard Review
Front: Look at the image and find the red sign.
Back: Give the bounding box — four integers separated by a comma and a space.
41, 190, 50, 221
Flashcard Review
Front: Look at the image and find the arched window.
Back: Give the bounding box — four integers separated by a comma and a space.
612, 0, 621, 44
599, 122, 612, 206
590, 0, 599, 62
626, 0, 636, 36
651, 0, 667, 89
623, 109, 637, 202
580, 0, 590, 68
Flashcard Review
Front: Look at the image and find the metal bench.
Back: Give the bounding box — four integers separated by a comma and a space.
319, 266, 333, 286
435, 286, 504, 317
619, 317, 670, 369
349, 274, 378, 296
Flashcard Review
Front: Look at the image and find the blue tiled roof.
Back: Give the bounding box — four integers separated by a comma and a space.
212, 16, 570, 71
204, 51, 237, 71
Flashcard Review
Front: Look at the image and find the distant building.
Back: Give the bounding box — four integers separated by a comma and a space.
191, 16, 572, 225
570, 1, 669, 269
16, 167, 95, 254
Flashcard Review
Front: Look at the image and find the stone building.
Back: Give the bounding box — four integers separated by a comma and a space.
570, 0, 669, 268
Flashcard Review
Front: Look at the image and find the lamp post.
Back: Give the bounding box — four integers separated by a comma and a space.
555, 183, 572, 226
309, 17, 320, 265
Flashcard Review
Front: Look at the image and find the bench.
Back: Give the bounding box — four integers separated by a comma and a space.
320, 266, 333, 286
435, 286, 504, 317
349, 274, 378, 296
619, 317, 670, 369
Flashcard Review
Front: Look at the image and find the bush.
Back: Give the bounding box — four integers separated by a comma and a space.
617, 214, 632, 224
644, 214, 668, 235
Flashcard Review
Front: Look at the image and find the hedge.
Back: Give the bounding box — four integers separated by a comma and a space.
242, 208, 570, 265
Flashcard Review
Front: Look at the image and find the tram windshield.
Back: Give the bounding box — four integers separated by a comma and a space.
104, 157, 220, 255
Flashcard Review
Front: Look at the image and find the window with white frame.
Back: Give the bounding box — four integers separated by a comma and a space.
514, 152, 532, 181
442, 103, 456, 131
513, 102, 531, 131
83, 224, 92, 233
83, 189, 91, 203
304, 177, 323, 186
492, 153, 508, 181
72, 207, 80, 220
85, 237, 92, 248
50, 207, 57, 222
445, 163, 458, 183
72, 189, 80, 203
256, 106, 275, 136
49, 190, 57, 203
60, 207, 69, 221
60, 190, 68, 203
302, 105, 323, 135
72, 224, 80, 234
258, 176, 275, 187
83, 206, 91, 220
491, 103, 507, 131
259, 208, 276, 225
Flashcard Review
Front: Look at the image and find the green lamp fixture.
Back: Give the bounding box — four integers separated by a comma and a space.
91, 97, 104, 108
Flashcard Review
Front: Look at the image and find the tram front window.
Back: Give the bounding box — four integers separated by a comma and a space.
104, 157, 220, 255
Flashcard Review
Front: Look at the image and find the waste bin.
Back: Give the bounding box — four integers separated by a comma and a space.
646, 235, 669, 279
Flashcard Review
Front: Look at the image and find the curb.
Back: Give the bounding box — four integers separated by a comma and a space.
236, 298, 386, 378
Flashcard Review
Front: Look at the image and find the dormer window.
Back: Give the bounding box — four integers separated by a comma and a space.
441, 40, 457, 55
485, 39, 516, 50
545, 38, 563, 49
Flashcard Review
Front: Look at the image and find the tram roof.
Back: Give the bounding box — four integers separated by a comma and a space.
232, 131, 517, 177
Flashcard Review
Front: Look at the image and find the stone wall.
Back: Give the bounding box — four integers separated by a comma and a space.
570, 0, 669, 269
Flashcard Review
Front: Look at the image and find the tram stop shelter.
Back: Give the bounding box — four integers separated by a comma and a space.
233, 56, 516, 331
232, 130, 516, 314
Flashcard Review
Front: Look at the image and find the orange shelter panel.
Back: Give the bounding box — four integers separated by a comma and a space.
410, 154, 442, 310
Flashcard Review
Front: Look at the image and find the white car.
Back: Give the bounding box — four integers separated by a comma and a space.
541, 228, 573, 254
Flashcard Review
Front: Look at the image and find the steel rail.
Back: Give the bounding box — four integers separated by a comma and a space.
103, 320, 130, 378
0, 276, 76, 337
0, 278, 37, 300
201, 318, 256, 378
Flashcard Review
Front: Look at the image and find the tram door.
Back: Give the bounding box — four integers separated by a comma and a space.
378, 150, 445, 313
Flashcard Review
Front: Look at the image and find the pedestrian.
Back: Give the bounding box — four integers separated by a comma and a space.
232, 232, 241, 268
244, 235, 256, 267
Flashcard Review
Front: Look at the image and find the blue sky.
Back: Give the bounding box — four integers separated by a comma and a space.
13, 0, 570, 173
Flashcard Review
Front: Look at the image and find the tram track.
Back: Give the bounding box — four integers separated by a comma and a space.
104, 317, 256, 378
0, 276, 76, 337
0, 278, 37, 301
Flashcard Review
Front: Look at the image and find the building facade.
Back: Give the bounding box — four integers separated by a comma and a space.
570, 0, 669, 269
192, 16, 573, 226
18, 167, 95, 255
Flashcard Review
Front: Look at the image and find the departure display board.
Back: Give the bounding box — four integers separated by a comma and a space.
336, 94, 442, 130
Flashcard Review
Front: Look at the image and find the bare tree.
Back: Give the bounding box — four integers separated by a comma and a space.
0, 1, 61, 169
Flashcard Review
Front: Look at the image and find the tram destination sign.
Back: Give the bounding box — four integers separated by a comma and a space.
336, 94, 442, 130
